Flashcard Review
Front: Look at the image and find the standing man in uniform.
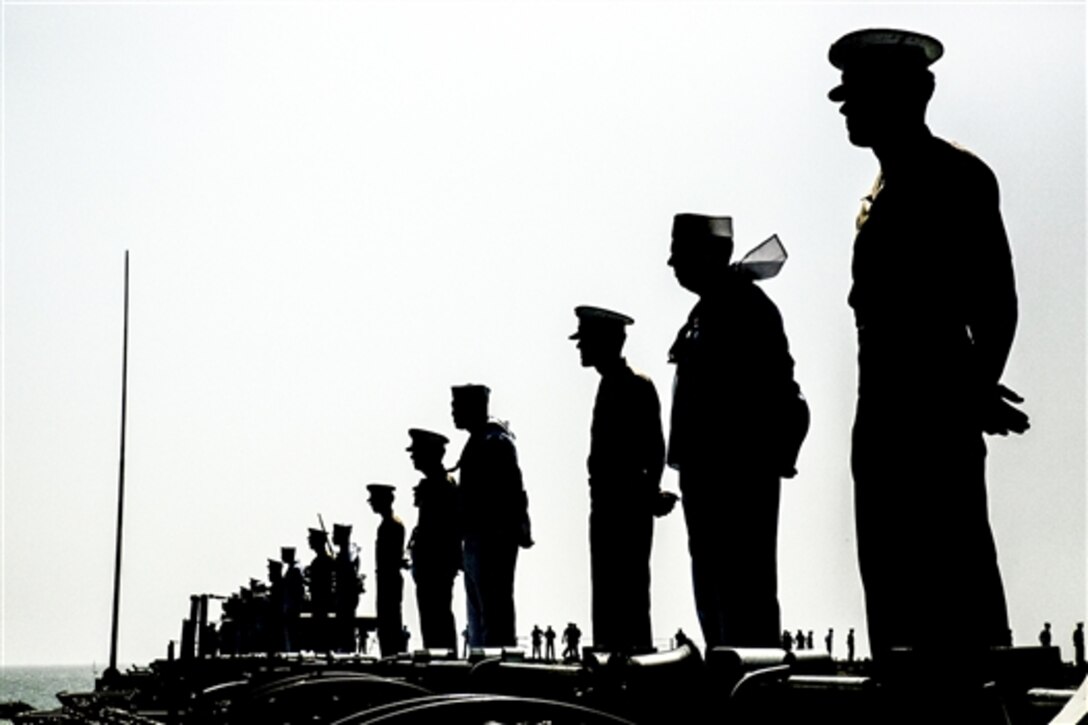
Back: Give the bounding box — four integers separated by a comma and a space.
667, 213, 804, 649
406, 427, 461, 651
569, 305, 674, 653
304, 528, 334, 651
451, 383, 533, 648
827, 28, 1027, 661
368, 483, 407, 656
332, 523, 362, 652
281, 546, 305, 651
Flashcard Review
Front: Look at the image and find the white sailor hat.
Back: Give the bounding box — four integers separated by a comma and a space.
828, 28, 943, 102
569, 306, 634, 340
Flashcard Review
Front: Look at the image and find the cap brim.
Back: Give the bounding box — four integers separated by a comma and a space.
568, 331, 580, 340
828, 84, 847, 102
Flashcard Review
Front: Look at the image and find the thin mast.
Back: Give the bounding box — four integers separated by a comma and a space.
108, 251, 130, 674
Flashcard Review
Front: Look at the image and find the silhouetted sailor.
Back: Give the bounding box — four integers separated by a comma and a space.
267, 559, 285, 652
828, 28, 1026, 660
1074, 623, 1085, 669
846, 628, 856, 662
531, 624, 543, 659
563, 622, 582, 661
570, 305, 674, 653
281, 546, 305, 651
368, 483, 407, 656
806, 630, 814, 650
1039, 622, 1052, 648
451, 383, 532, 648
406, 428, 461, 651
667, 213, 805, 649
305, 528, 334, 651
825, 628, 834, 656
332, 523, 362, 652
795, 629, 806, 651
782, 630, 793, 652
545, 625, 557, 660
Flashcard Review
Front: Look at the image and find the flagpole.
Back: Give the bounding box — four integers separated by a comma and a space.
108, 250, 130, 675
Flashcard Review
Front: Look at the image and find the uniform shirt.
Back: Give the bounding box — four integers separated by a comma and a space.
587, 359, 665, 507
456, 420, 529, 542
668, 274, 797, 472
850, 131, 1017, 402
375, 516, 405, 586
410, 472, 461, 577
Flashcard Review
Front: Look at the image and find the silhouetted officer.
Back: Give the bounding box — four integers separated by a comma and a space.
828, 28, 1026, 660
825, 628, 834, 657
332, 523, 362, 652
570, 306, 674, 653
846, 628, 856, 662
782, 630, 793, 652
281, 546, 305, 651
406, 428, 461, 651
531, 624, 543, 659
304, 528, 334, 651
795, 629, 806, 651
667, 213, 803, 649
451, 383, 532, 648
806, 630, 814, 650
1039, 622, 1052, 647
1074, 623, 1085, 669
545, 625, 557, 660
368, 483, 407, 656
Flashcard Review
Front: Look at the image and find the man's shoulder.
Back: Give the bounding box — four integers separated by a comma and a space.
931, 136, 999, 186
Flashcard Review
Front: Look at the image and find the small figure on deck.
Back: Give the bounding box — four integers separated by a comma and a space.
1074, 622, 1085, 670
562, 622, 582, 661
806, 630, 814, 650
406, 428, 461, 651
825, 628, 834, 657
795, 629, 806, 651
1039, 622, 1053, 648
304, 528, 334, 651
570, 305, 673, 654
462, 627, 469, 658
782, 630, 793, 652
531, 624, 544, 659
846, 628, 856, 662
281, 546, 305, 652
332, 523, 363, 652
545, 625, 557, 661
368, 483, 407, 657
451, 383, 533, 648
674, 629, 692, 649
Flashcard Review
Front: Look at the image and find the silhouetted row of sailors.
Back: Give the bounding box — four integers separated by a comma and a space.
211, 28, 1035, 677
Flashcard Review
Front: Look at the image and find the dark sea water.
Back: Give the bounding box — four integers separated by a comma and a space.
0, 665, 97, 713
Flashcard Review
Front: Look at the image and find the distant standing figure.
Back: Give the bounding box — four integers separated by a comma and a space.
825, 628, 834, 657
667, 213, 805, 649
847, 628, 856, 662
782, 630, 793, 652
545, 625, 557, 660
795, 629, 806, 651
332, 523, 362, 653
806, 631, 814, 650
462, 627, 469, 658
304, 528, 334, 651
563, 622, 582, 661
531, 625, 543, 660
451, 384, 533, 648
368, 483, 407, 656
406, 428, 461, 651
828, 28, 1026, 659
1039, 622, 1052, 648
570, 305, 674, 653
1073, 623, 1084, 669
281, 546, 305, 651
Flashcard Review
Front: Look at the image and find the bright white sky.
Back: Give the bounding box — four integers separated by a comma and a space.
2, 2, 1084, 668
